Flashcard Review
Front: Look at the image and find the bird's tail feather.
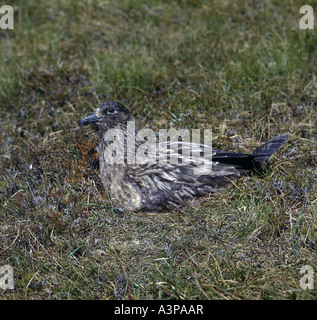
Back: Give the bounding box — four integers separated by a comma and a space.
251, 134, 289, 163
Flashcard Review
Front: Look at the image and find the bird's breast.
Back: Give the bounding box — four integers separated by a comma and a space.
99, 159, 142, 210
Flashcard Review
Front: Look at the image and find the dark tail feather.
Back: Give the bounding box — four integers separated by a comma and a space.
251, 134, 289, 163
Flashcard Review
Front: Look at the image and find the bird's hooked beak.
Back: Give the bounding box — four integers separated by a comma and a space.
79, 112, 102, 126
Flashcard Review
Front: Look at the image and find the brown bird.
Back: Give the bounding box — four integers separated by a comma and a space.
80, 101, 289, 211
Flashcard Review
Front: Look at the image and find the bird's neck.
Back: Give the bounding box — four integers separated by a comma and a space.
99, 120, 143, 166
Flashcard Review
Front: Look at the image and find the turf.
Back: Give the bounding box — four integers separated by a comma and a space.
0, 0, 316, 299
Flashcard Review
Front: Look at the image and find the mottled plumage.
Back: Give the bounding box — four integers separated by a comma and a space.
80, 101, 289, 211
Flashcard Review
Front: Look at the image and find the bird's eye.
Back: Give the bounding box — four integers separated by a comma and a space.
106, 108, 118, 115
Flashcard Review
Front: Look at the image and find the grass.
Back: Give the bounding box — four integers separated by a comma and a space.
0, 0, 316, 299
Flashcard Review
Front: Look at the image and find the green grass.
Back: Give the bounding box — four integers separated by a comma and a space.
0, 0, 316, 299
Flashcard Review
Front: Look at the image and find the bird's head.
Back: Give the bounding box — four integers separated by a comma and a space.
79, 101, 134, 131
